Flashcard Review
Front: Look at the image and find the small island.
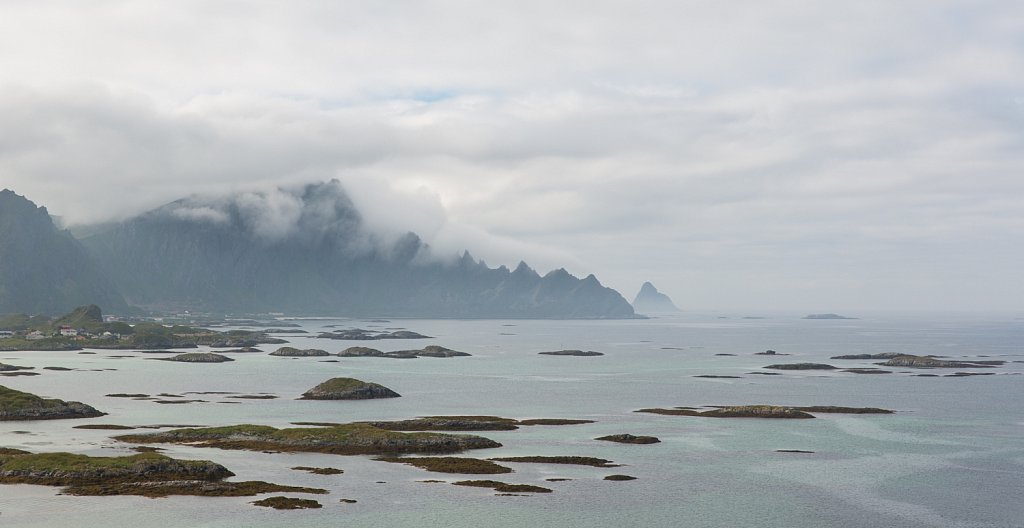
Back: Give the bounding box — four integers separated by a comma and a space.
0, 450, 326, 498
114, 423, 501, 455
538, 350, 604, 357
269, 347, 329, 357
1, 385, 105, 421
159, 352, 234, 363
300, 378, 401, 400
803, 313, 857, 320
595, 434, 660, 444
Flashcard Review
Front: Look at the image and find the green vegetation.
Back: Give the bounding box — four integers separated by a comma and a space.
0, 305, 282, 351
0, 385, 104, 420
375, 457, 512, 474
114, 423, 501, 455
300, 377, 400, 400
365, 416, 595, 431
0, 449, 327, 498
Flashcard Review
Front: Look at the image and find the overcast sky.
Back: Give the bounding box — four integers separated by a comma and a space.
1, 1, 1022, 312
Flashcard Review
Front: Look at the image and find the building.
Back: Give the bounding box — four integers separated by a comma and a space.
59, 326, 78, 337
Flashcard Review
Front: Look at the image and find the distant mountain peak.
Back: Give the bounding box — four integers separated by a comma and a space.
632, 281, 680, 313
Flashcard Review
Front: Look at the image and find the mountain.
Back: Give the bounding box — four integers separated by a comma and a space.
78, 181, 635, 318
0, 190, 127, 315
631, 281, 680, 313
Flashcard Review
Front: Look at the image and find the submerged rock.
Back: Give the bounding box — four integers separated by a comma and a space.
0, 385, 105, 421
489, 456, 618, 468
300, 378, 401, 400
604, 474, 637, 481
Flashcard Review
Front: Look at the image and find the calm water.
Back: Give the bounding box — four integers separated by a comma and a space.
1, 312, 1022, 527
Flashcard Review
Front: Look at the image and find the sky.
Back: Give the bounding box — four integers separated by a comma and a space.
1, 1, 1022, 313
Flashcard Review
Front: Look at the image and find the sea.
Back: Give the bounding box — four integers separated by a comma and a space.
1, 312, 1022, 528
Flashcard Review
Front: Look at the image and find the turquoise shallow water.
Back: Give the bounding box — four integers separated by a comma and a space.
1, 312, 1022, 527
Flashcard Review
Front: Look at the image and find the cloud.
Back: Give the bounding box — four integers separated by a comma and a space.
0, 1, 1022, 310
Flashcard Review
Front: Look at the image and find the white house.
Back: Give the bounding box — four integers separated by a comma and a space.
59, 326, 78, 337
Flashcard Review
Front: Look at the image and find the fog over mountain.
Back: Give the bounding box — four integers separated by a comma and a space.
76, 181, 634, 317
1, 2, 1022, 312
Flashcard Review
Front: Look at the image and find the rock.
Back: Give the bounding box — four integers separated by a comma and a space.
489, 456, 618, 468
694, 375, 742, 379
604, 474, 637, 481
376, 457, 512, 474
842, 368, 892, 374
595, 434, 661, 444
755, 350, 787, 355
452, 480, 552, 493
790, 406, 893, 414
414, 345, 471, 358
636, 405, 814, 419
517, 418, 595, 426
0, 385, 105, 421
803, 313, 856, 319
538, 350, 604, 356
631, 281, 680, 313
300, 378, 400, 400
291, 466, 343, 475
764, 363, 837, 370
160, 353, 234, 363
338, 346, 384, 357
115, 423, 501, 455
366, 416, 520, 431
251, 497, 322, 510
830, 353, 903, 360
0, 363, 33, 372
878, 355, 997, 369
269, 347, 329, 357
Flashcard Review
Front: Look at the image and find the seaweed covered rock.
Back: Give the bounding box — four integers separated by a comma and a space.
636, 405, 815, 419
538, 350, 604, 357
0, 385, 105, 421
300, 378, 400, 400
764, 363, 837, 370
114, 423, 500, 455
270, 347, 329, 357
252, 497, 323, 509
161, 353, 234, 363
879, 355, 997, 369
595, 434, 660, 444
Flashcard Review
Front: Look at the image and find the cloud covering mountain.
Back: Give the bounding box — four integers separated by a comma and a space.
1, 2, 1022, 311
